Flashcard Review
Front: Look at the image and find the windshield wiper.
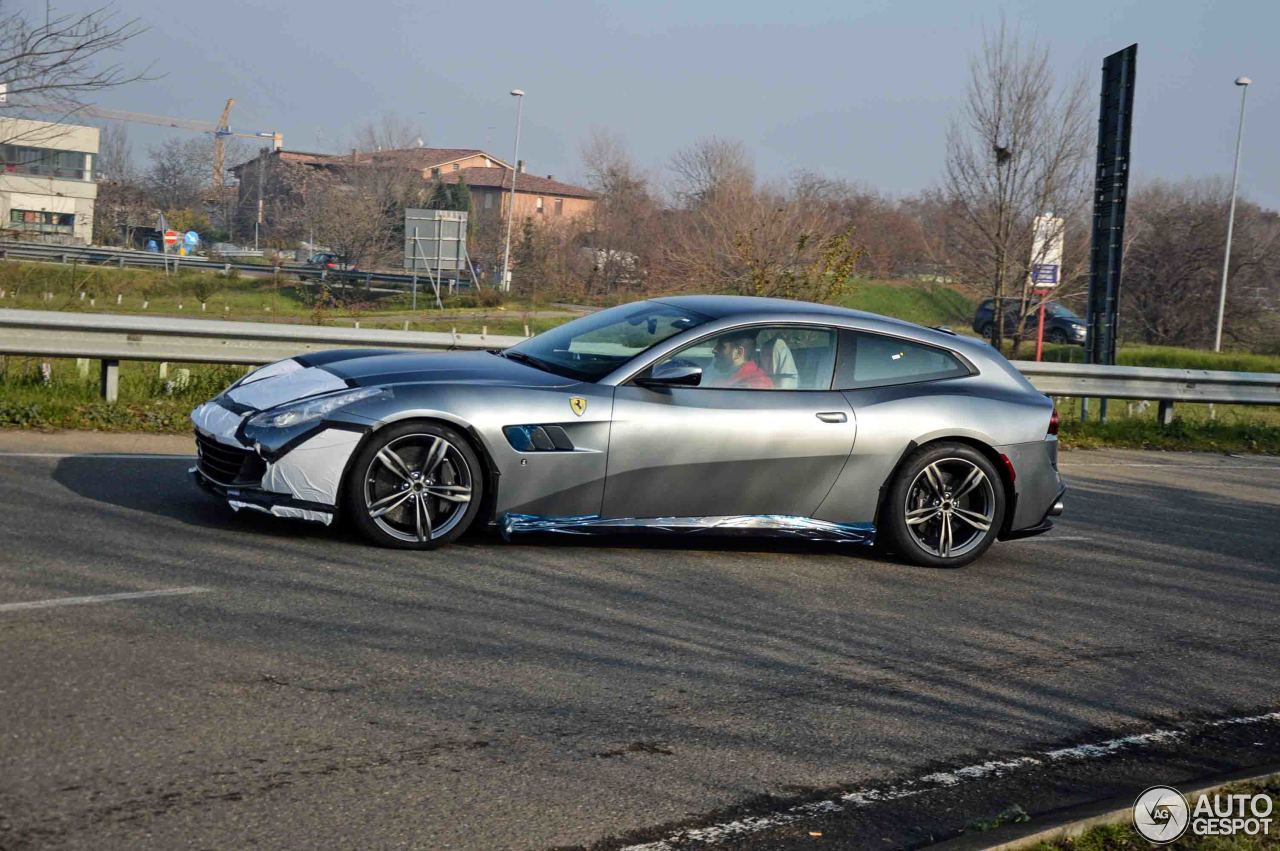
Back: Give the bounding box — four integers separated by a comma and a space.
501, 350, 549, 370
500, 350, 572, 376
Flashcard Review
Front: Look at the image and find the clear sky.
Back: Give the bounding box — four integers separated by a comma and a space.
22, 0, 1280, 208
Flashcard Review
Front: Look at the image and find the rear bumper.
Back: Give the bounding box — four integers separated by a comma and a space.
999, 485, 1066, 541
995, 438, 1065, 539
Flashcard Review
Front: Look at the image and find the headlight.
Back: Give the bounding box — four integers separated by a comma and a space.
1072, 324, 1087, 337
248, 387, 386, 429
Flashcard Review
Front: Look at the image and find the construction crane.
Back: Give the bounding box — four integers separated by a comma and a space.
77, 99, 282, 192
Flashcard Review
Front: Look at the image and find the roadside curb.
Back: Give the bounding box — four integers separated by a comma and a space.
0, 428, 194, 455
925, 766, 1280, 851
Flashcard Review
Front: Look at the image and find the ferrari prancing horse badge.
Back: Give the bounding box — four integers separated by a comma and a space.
570, 396, 587, 417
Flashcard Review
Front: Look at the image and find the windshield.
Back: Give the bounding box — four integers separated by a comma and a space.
1046, 303, 1082, 321
505, 301, 711, 382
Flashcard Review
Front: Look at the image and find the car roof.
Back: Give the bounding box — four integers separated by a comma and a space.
652, 294, 884, 321
651, 293, 949, 337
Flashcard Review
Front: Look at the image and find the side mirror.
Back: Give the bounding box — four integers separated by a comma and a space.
639, 361, 702, 388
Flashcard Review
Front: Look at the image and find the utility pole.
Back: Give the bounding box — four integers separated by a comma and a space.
1214, 76, 1251, 352
500, 89, 524, 293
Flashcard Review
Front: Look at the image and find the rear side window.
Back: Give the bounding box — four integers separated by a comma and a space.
834, 330, 971, 390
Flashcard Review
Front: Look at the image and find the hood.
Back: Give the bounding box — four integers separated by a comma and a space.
223, 348, 571, 411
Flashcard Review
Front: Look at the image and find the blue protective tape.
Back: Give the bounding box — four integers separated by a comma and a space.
500, 513, 875, 545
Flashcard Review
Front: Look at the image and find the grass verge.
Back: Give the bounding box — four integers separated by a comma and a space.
1059, 418, 1280, 454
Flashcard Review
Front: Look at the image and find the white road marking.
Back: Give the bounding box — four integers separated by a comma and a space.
0, 451, 192, 460
1063, 462, 1278, 469
0, 586, 209, 613
1014, 535, 1090, 543
621, 710, 1280, 851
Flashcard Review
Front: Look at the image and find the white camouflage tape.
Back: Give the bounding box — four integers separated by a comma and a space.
226, 366, 347, 410
261, 428, 363, 505
191, 401, 246, 447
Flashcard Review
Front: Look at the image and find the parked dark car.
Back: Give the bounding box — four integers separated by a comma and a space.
299, 252, 359, 281
972, 299, 1087, 345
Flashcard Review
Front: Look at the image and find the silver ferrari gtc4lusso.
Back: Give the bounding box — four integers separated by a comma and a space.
191, 295, 1065, 567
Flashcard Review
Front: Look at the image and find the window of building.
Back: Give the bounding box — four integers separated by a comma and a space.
8, 209, 75, 234
535, 196, 544, 214
0, 145, 92, 180
651, 325, 838, 391
554, 198, 564, 216
430, 167, 440, 177
484, 193, 494, 210
833, 330, 971, 390
452, 163, 460, 171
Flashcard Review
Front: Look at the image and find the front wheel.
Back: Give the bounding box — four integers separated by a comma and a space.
883, 442, 1005, 568
344, 421, 484, 549
1046, 328, 1069, 344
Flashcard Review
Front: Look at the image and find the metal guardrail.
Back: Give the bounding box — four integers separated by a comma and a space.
0, 309, 521, 400
1, 309, 1278, 413
0, 239, 447, 289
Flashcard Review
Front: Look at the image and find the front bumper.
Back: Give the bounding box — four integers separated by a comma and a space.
191, 466, 336, 524
191, 399, 367, 526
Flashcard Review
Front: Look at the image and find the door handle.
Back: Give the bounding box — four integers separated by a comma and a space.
815, 411, 847, 423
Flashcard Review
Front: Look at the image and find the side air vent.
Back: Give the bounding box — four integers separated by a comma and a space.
504, 425, 575, 452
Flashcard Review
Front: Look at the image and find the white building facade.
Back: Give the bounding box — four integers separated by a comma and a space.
0, 118, 99, 243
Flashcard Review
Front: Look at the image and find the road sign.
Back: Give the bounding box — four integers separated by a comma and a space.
163, 230, 179, 247
0, 83, 7, 105
184, 230, 199, 248
1028, 215, 1064, 289
1031, 263, 1059, 285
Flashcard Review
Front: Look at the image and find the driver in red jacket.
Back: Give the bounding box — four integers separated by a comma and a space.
709, 332, 773, 389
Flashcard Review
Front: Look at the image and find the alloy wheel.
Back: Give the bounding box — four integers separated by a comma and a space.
362, 433, 473, 543
903, 457, 997, 559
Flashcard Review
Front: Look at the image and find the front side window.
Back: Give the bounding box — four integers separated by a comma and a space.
504, 301, 711, 383
834, 330, 970, 390
651, 325, 837, 391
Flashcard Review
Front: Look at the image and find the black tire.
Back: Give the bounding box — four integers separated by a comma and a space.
883, 442, 1006, 568
1046, 328, 1069, 344
979, 323, 994, 340
343, 421, 484, 549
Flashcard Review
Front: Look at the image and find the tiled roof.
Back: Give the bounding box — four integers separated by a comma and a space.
442, 167, 596, 199
234, 147, 509, 173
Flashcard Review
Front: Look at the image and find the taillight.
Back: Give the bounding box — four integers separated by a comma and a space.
325, 262, 336, 269
1048, 407, 1060, 436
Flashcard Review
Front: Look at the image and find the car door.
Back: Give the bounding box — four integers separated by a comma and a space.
601, 324, 854, 520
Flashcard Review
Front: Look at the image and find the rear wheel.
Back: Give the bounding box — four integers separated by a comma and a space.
883, 442, 1005, 568
344, 421, 483, 549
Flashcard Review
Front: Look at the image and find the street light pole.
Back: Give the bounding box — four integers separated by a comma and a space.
1214, 76, 1251, 352
500, 89, 525, 293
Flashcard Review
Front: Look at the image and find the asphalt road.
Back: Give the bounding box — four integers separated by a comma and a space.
0, 434, 1277, 850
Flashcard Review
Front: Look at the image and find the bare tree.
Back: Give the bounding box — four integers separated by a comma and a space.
145, 137, 210, 211
943, 17, 1092, 349
0, 3, 147, 145
669, 136, 755, 208
578, 128, 656, 295
96, 121, 133, 181
352, 114, 426, 154
1122, 179, 1279, 348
